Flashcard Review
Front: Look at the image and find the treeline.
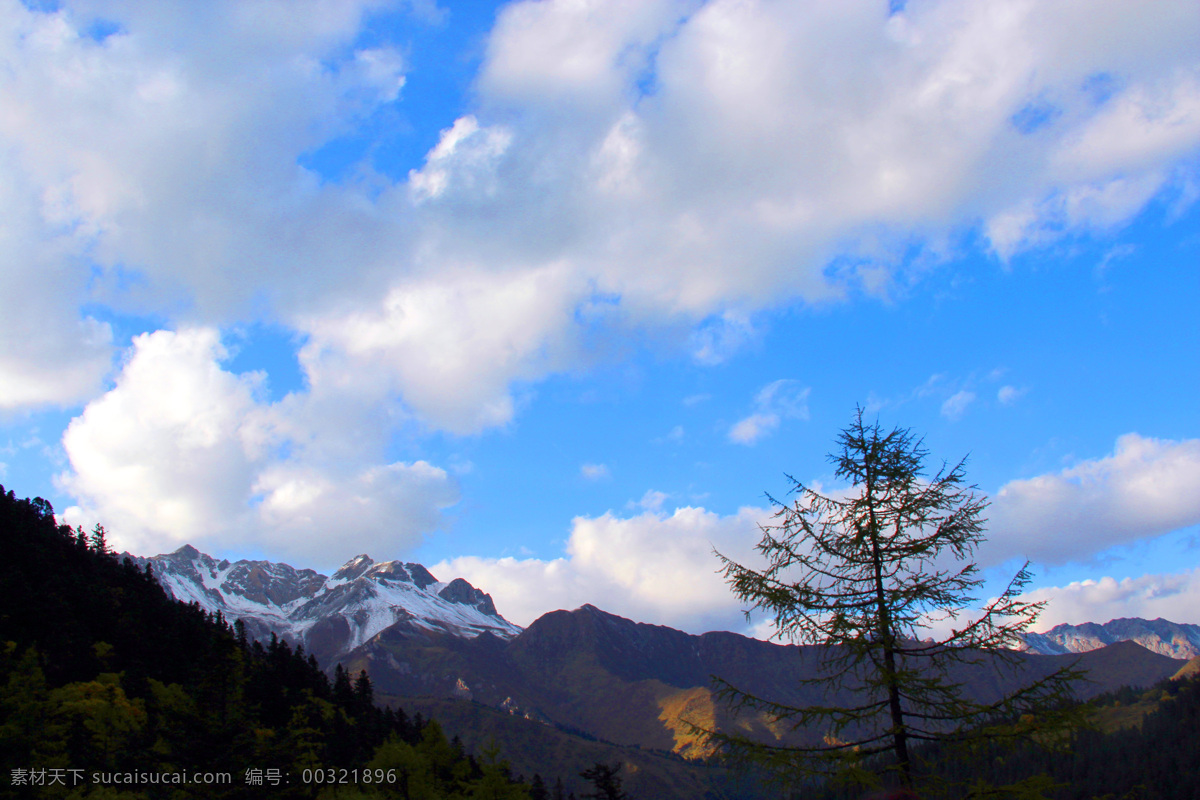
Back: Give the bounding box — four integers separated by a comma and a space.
954, 674, 1200, 800
806, 673, 1200, 800
0, 485, 542, 798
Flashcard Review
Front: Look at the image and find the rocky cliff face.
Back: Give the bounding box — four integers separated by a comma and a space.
1021, 618, 1200, 659
121, 545, 521, 664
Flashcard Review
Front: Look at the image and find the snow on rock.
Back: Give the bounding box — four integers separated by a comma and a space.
1020, 618, 1200, 660
119, 545, 522, 665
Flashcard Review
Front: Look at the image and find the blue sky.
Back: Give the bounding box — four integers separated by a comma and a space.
1, 0, 1198, 635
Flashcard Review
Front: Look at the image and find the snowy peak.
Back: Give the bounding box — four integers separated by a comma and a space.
360, 560, 438, 590
134, 545, 325, 614
1022, 617, 1200, 660
334, 554, 375, 581
222, 559, 327, 608
121, 545, 521, 665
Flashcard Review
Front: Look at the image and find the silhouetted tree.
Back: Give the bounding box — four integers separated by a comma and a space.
353, 668, 374, 713
89, 523, 109, 555
710, 409, 1082, 795
579, 762, 627, 800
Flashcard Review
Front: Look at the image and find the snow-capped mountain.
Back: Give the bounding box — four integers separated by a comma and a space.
1021, 618, 1200, 660
121, 545, 521, 664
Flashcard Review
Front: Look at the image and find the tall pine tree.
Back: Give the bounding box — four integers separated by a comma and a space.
709, 409, 1082, 795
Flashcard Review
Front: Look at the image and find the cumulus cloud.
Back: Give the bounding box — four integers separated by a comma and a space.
436, 504, 769, 632
57, 329, 267, 551
0, 150, 113, 409
3, 0, 1199, 556
729, 379, 810, 444
254, 460, 458, 563
439, 459, 1200, 633
408, 116, 513, 203
1, 0, 1196, 436
1023, 568, 1200, 630
983, 434, 1200, 566
0, 0, 409, 409
298, 265, 584, 434
57, 328, 458, 565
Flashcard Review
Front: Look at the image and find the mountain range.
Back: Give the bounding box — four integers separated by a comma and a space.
128, 546, 1193, 758
118, 545, 520, 665
1020, 617, 1200, 660
7, 484, 1195, 800
344, 604, 1187, 755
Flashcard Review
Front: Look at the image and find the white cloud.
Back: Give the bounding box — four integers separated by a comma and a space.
436, 504, 769, 632
298, 265, 584, 434
997, 385, 1026, 405
408, 115, 513, 202
0, 149, 113, 409
0, 0, 405, 409
983, 433, 1200, 566
478, 0, 689, 113
728, 413, 778, 446
729, 379, 810, 445
940, 389, 976, 420
442, 485, 1200, 634
690, 311, 759, 366
58, 329, 266, 553
1023, 568, 1200, 630
351, 47, 407, 103
580, 463, 610, 480
633, 489, 668, 511
0, 0, 1197, 436
254, 460, 458, 564
57, 328, 458, 566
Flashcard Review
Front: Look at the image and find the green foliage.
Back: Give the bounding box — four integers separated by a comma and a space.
708, 411, 1084, 795
0, 483, 543, 800
51, 673, 146, 769
466, 742, 530, 800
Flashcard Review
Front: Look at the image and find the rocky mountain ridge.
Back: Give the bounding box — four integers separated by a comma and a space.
118, 544, 1197, 780
345, 603, 1189, 761
1021, 618, 1200, 660
120, 544, 521, 664
126, 544, 1200, 664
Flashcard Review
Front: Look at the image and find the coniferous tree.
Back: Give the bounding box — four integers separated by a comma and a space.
89, 523, 109, 555
353, 668, 374, 713
579, 762, 627, 800
333, 663, 355, 708
709, 409, 1083, 795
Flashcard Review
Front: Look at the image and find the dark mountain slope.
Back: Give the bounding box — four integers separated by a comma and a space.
0, 486, 537, 799
347, 602, 1188, 763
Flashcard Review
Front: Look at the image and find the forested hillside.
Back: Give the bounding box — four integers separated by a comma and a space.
910, 674, 1200, 800
0, 486, 538, 799
4, 481, 1199, 799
